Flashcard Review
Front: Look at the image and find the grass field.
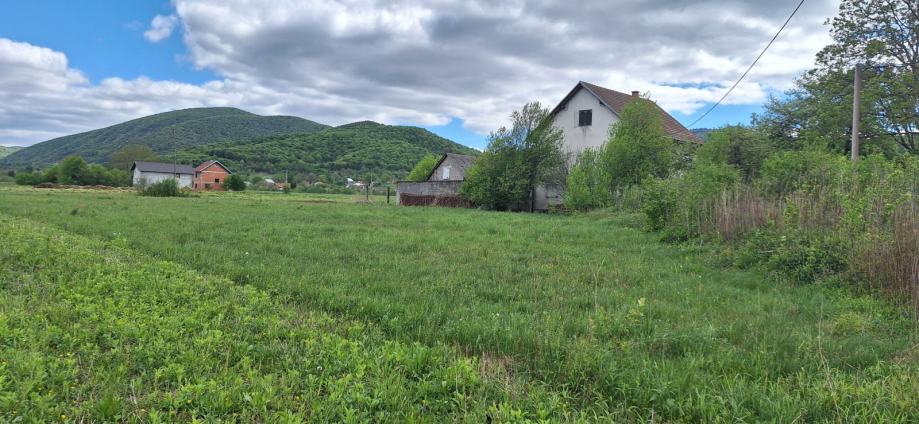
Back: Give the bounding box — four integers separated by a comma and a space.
1, 186, 918, 422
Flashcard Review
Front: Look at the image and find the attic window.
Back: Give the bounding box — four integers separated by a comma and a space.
578, 109, 592, 127
442, 166, 451, 180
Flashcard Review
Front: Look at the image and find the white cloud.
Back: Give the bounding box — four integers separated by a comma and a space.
1, 0, 840, 146
144, 14, 179, 43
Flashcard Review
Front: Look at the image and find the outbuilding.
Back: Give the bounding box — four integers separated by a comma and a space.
396, 153, 477, 206
131, 161, 195, 189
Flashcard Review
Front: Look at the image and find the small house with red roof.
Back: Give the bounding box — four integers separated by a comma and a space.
193, 160, 233, 191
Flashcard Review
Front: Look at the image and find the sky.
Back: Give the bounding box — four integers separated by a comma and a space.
0, 0, 841, 149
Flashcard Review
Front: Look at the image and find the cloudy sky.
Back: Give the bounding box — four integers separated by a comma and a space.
1, 0, 839, 149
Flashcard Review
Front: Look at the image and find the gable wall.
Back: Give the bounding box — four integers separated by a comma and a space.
428, 155, 468, 181
551, 87, 619, 163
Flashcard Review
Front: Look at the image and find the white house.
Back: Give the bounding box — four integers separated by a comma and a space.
532, 81, 701, 210
131, 161, 195, 188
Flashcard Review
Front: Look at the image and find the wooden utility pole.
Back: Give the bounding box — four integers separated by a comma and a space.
851, 64, 862, 164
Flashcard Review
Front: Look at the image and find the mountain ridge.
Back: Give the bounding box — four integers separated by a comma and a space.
1, 107, 329, 167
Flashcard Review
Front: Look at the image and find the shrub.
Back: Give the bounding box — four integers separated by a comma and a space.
138, 179, 185, 197
697, 125, 773, 181
14, 171, 44, 186
224, 174, 246, 191
600, 99, 672, 189
737, 229, 849, 284
759, 150, 847, 195
564, 149, 606, 211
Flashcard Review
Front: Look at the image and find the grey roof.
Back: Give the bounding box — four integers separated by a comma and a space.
425, 153, 477, 181
131, 161, 196, 175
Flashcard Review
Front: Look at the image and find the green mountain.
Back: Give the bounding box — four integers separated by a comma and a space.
0, 146, 21, 159
175, 121, 479, 182
1, 108, 329, 167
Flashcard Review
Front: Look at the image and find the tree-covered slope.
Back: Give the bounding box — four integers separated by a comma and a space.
175, 121, 479, 181
0, 145, 21, 159
1, 108, 329, 167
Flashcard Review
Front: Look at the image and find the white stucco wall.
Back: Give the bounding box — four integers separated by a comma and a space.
133, 169, 193, 188
550, 87, 619, 162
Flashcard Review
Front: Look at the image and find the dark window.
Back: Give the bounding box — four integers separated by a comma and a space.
215, 178, 220, 183
578, 109, 592, 126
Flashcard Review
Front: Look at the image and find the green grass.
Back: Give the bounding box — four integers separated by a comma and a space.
1, 187, 917, 421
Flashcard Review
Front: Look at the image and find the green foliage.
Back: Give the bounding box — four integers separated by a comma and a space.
223, 173, 246, 191
641, 163, 740, 237
564, 149, 607, 211
737, 229, 849, 284
137, 179, 185, 197
1, 107, 329, 168
462, 102, 565, 211
601, 100, 673, 189
698, 125, 773, 181
175, 121, 478, 184
109, 144, 159, 170
13, 156, 130, 187
1, 190, 917, 421
406, 154, 440, 181
759, 150, 848, 195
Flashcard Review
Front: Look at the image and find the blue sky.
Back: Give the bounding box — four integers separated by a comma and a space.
0, 0, 836, 149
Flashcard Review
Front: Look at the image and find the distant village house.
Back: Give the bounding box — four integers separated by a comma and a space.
194, 160, 232, 191
132, 160, 234, 191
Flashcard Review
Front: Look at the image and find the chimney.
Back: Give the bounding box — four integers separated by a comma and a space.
631, 90, 640, 98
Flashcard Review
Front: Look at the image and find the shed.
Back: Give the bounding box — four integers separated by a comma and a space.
131, 161, 195, 189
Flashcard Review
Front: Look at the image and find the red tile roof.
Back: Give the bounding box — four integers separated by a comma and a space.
552, 81, 700, 143
195, 160, 232, 173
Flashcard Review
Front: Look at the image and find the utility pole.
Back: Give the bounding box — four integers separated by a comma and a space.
851, 63, 862, 165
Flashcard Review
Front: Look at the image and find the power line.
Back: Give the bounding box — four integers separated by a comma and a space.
687, 0, 807, 128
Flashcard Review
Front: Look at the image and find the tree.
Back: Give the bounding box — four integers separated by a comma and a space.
461, 102, 565, 211
406, 154, 440, 181
110, 145, 159, 170
55, 156, 89, 185
600, 99, 672, 190
697, 125, 774, 181
224, 174, 246, 191
756, 0, 918, 155
564, 148, 607, 211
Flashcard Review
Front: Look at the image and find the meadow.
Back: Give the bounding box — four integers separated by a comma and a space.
1, 186, 917, 422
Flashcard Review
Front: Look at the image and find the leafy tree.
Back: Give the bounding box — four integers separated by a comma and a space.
55, 156, 89, 185
755, 0, 918, 155
406, 154, 440, 181
110, 145, 159, 170
461, 102, 565, 211
224, 174, 246, 191
600, 99, 672, 190
697, 125, 774, 181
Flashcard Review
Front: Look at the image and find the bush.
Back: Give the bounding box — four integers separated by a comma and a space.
697, 125, 773, 181
564, 149, 607, 211
224, 174, 246, 191
759, 150, 847, 195
737, 229, 849, 284
138, 179, 186, 197
600, 99, 673, 189
641, 163, 740, 238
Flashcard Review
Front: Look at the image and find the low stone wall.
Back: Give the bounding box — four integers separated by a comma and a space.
396, 181, 467, 207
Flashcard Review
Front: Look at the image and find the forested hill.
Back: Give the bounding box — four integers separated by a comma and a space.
174, 121, 480, 182
0, 146, 21, 159
1, 108, 329, 167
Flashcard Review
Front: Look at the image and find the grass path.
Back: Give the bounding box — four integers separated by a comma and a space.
1, 187, 917, 421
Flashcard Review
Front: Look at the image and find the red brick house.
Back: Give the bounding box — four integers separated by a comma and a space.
193, 160, 232, 191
